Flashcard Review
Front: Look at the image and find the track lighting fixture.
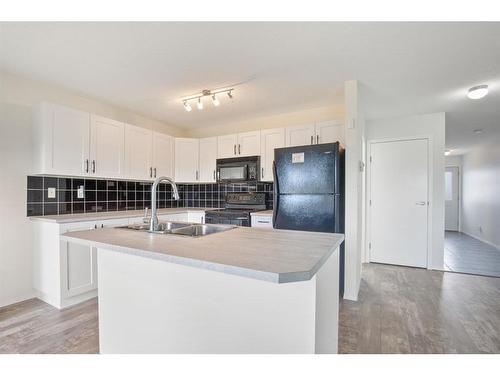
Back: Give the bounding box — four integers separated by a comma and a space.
181, 88, 234, 112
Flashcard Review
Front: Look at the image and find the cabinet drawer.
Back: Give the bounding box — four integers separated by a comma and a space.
251, 216, 273, 229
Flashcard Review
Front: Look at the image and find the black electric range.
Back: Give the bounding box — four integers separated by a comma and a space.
205, 193, 267, 227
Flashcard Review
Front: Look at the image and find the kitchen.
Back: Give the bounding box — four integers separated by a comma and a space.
1, 18, 500, 371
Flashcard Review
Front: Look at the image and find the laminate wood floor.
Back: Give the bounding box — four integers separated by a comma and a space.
2, 263, 500, 354
0, 297, 98, 354
339, 263, 500, 353
444, 231, 500, 278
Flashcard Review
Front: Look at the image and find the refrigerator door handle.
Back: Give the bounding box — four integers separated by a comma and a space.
272, 160, 279, 228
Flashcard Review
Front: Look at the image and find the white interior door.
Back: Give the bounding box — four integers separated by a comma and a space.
445, 166, 460, 231
369, 138, 429, 268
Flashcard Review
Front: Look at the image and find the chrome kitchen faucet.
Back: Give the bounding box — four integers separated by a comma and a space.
149, 176, 180, 232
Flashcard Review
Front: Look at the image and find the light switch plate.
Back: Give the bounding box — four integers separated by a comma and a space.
47, 187, 56, 199
77, 186, 85, 199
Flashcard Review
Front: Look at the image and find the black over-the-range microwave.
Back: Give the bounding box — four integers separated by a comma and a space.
216, 156, 260, 183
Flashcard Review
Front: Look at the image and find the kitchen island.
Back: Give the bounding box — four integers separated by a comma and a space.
62, 225, 344, 354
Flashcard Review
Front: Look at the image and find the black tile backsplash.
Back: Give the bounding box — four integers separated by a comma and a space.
26, 175, 273, 217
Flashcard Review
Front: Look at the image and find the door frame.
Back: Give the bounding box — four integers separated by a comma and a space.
445, 165, 462, 232
365, 136, 433, 269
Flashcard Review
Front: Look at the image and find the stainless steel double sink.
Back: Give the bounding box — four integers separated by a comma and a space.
119, 222, 236, 237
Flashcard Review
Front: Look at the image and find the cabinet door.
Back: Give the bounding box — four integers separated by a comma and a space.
125, 124, 152, 180
152, 132, 174, 180
315, 121, 344, 146
49, 104, 91, 176
285, 124, 316, 147
237, 130, 261, 157
260, 128, 285, 182
199, 137, 217, 183
90, 115, 125, 178
217, 134, 238, 158
174, 138, 199, 183
60, 223, 96, 298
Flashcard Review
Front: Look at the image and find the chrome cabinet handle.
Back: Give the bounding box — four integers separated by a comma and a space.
234, 144, 237, 155
85, 159, 89, 173
317, 135, 319, 144
238, 144, 241, 154
416, 201, 427, 206
262, 167, 264, 178
92, 160, 96, 174
310, 135, 314, 145
149, 167, 152, 178
154, 167, 157, 178
196, 170, 199, 180
213, 170, 215, 180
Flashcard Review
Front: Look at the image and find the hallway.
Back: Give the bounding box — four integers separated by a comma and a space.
445, 231, 500, 278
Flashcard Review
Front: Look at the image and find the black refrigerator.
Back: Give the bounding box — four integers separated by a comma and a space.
272, 142, 345, 296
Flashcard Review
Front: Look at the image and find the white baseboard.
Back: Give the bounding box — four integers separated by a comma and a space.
0, 291, 37, 309
461, 231, 500, 251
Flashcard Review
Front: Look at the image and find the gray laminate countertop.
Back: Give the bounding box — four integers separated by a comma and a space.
62, 226, 344, 283
29, 208, 211, 224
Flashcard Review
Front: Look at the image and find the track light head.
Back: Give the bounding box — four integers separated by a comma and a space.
212, 95, 220, 107
183, 101, 192, 112
227, 90, 233, 99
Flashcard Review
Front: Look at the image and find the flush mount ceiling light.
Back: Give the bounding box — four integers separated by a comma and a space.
181, 88, 234, 112
473, 128, 484, 134
467, 84, 489, 100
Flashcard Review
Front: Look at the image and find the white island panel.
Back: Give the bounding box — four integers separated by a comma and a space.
98, 247, 339, 354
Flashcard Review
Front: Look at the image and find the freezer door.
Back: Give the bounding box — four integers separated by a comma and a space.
274, 143, 339, 194
273, 194, 340, 233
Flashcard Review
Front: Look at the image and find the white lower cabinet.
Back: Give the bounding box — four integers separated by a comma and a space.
33, 218, 128, 309
251, 215, 273, 229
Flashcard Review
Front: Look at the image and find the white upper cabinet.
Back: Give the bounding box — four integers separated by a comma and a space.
34, 103, 91, 176
260, 128, 285, 182
285, 122, 344, 147
152, 132, 174, 179
198, 137, 217, 183
217, 134, 238, 158
174, 138, 200, 183
125, 124, 152, 180
315, 120, 344, 146
285, 124, 316, 147
90, 115, 125, 178
237, 130, 261, 157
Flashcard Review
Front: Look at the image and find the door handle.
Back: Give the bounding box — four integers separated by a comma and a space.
310, 135, 313, 145
92, 160, 96, 174
238, 144, 241, 155
234, 144, 236, 155
416, 201, 427, 206
85, 159, 89, 173
154, 168, 157, 178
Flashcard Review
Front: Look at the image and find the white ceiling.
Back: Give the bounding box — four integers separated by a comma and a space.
1, 22, 499, 153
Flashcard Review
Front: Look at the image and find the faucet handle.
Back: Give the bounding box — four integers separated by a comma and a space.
142, 207, 150, 224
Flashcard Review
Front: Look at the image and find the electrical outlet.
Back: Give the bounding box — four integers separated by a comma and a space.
77, 186, 85, 199
47, 187, 56, 199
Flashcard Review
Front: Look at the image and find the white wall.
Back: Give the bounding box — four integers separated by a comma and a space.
0, 72, 186, 308
461, 141, 500, 249
186, 104, 344, 138
366, 113, 446, 270
343, 80, 365, 301
445, 155, 463, 168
